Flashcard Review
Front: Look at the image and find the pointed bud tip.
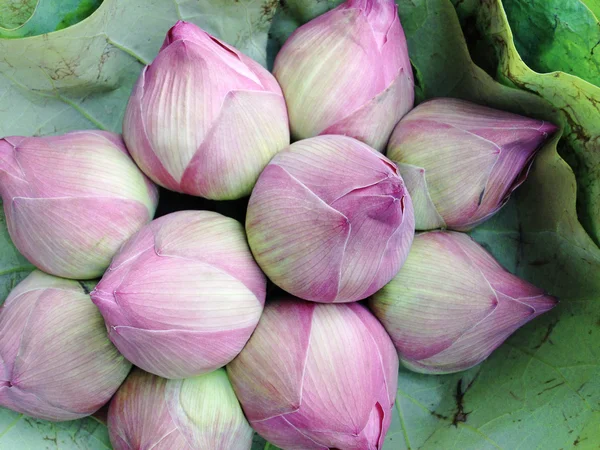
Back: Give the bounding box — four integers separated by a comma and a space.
539, 121, 559, 137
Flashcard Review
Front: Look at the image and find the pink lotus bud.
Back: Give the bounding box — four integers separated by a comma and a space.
246, 135, 414, 303
0, 131, 158, 279
123, 21, 290, 200
273, 0, 413, 151
91, 210, 266, 379
369, 231, 557, 374
228, 299, 398, 450
387, 98, 558, 230
0, 271, 131, 421
108, 368, 252, 450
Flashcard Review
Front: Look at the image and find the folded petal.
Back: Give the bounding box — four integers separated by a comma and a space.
272, 135, 394, 204
396, 163, 446, 230
246, 164, 350, 302
321, 67, 413, 152
369, 231, 497, 361
9, 289, 129, 414
123, 70, 180, 191
165, 369, 253, 450
331, 180, 409, 301
181, 90, 289, 199
286, 304, 382, 436
154, 210, 266, 301
112, 253, 262, 332
108, 369, 190, 450
251, 416, 327, 450
14, 132, 155, 210
408, 292, 547, 374
227, 300, 314, 421
110, 326, 254, 379
9, 197, 151, 279
273, 7, 384, 139
388, 120, 499, 228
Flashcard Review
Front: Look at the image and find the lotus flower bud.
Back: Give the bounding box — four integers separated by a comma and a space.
228, 299, 398, 450
108, 368, 252, 450
123, 21, 290, 200
0, 131, 158, 279
369, 231, 557, 374
91, 210, 266, 379
387, 98, 558, 230
273, 0, 413, 151
246, 135, 414, 303
0, 271, 131, 421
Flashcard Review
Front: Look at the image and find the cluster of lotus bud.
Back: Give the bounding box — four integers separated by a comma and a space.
0, 0, 560, 448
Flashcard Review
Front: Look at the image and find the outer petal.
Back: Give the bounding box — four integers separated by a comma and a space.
180, 90, 289, 199
452, 232, 557, 309
0, 274, 130, 421
0, 138, 27, 199
108, 369, 190, 450
141, 39, 265, 184
395, 163, 446, 230
123, 69, 180, 191
162, 22, 262, 87
109, 253, 262, 332
227, 300, 314, 421
107, 325, 255, 380
273, 7, 384, 139
165, 369, 253, 450
331, 179, 409, 301
251, 416, 327, 450
349, 303, 399, 406
14, 132, 156, 211
284, 304, 384, 447
416, 98, 553, 132
369, 231, 497, 361
272, 135, 394, 205
9, 197, 151, 279
154, 210, 266, 301
388, 120, 499, 228
405, 292, 547, 374
321, 68, 414, 152
246, 164, 350, 302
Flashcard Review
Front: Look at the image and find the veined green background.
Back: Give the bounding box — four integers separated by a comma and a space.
0, 0, 599, 448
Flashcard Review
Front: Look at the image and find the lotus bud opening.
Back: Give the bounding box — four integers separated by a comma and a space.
369, 231, 558, 374
0, 271, 131, 421
108, 368, 252, 450
387, 98, 558, 230
273, 0, 414, 151
0, 131, 158, 279
246, 135, 415, 303
123, 21, 290, 200
228, 299, 399, 450
91, 210, 266, 379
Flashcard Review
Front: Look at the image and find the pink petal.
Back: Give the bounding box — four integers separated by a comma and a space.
123, 69, 180, 191
285, 304, 383, 437
227, 300, 315, 421
395, 163, 446, 230
110, 325, 255, 379
251, 416, 327, 450
273, 7, 385, 139
180, 90, 289, 199
412, 292, 551, 373
154, 210, 266, 302
321, 67, 414, 152
272, 135, 394, 205
108, 369, 190, 450
331, 179, 410, 301
246, 164, 350, 302
9, 197, 151, 279
110, 252, 263, 332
